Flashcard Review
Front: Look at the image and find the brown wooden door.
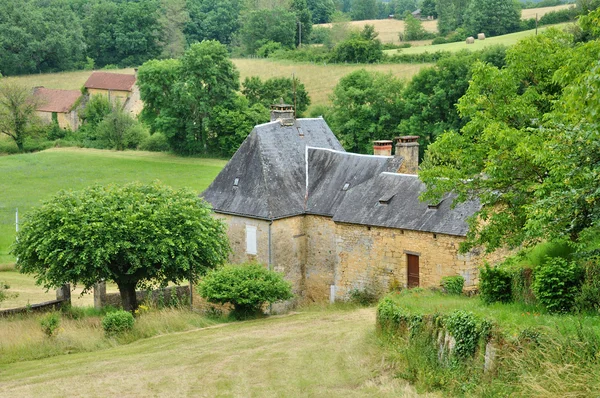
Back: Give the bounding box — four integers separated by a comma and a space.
407, 254, 420, 288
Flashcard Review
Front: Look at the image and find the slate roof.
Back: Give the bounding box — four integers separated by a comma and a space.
84, 72, 136, 91
306, 148, 401, 216
202, 118, 343, 220
333, 172, 480, 236
203, 117, 479, 237
33, 88, 81, 113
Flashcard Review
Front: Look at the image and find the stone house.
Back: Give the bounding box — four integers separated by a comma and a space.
83, 71, 142, 116
33, 87, 82, 131
202, 104, 503, 301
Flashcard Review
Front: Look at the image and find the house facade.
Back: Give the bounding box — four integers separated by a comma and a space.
33, 87, 81, 130
83, 71, 142, 116
202, 105, 504, 301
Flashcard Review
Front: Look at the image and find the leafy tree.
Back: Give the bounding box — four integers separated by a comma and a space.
421, 0, 438, 18
80, 95, 113, 128
185, 0, 242, 45
0, 82, 41, 152
0, 0, 86, 75
239, 8, 297, 54
198, 263, 293, 319
402, 13, 433, 41
138, 40, 240, 155
95, 106, 149, 151
158, 0, 190, 59
12, 182, 230, 312
436, 0, 469, 35
307, 0, 336, 23
242, 76, 311, 116
350, 0, 378, 20
463, 0, 520, 37
328, 69, 404, 153
291, 0, 313, 47
419, 28, 600, 254
332, 24, 383, 63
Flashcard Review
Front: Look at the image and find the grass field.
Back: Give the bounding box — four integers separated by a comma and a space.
317, 5, 574, 44
384, 23, 572, 55
0, 148, 226, 266
6, 61, 428, 112
0, 306, 427, 397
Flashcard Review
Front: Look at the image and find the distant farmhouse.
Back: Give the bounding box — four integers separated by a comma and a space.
83, 71, 142, 116
33, 87, 81, 131
202, 104, 505, 301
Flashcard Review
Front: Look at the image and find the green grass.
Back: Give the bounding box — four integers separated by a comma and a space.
385, 23, 573, 55
0, 306, 423, 397
0, 148, 226, 268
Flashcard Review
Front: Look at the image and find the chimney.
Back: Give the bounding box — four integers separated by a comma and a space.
373, 140, 393, 156
395, 136, 419, 174
270, 98, 295, 126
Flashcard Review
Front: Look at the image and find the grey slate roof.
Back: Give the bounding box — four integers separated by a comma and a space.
203, 117, 479, 237
333, 172, 480, 236
306, 148, 401, 216
202, 118, 343, 220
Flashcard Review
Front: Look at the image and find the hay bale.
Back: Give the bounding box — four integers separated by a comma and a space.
478, 33, 485, 40
466, 37, 475, 44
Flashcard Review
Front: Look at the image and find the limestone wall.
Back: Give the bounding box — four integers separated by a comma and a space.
304, 215, 337, 301
217, 214, 270, 265
334, 223, 500, 299
271, 216, 307, 296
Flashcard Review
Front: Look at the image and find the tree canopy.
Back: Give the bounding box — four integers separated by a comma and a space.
12, 182, 230, 312
0, 81, 41, 152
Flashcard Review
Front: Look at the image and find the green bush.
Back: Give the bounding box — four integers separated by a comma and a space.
40, 312, 61, 338
533, 257, 583, 313
479, 263, 512, 304
256, 41, 283, 58
445, 310, 480, 359
197, 263, 293, 319
441, 275, 465, 295
576, 260, 600, 312
349, 286, 380, 306
139, 132, 170, 152
102, 310, 135, 335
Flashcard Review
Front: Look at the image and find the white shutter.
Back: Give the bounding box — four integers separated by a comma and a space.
246, 225, 257, 255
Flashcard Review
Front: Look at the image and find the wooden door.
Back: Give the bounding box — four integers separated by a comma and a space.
407, 254, 420, 288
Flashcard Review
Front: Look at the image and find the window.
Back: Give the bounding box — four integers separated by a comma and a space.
246, 225, 257, 255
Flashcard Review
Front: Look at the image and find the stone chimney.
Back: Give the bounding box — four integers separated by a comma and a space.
373, 140, 393, 156
395, 136, 419, 174
270, 98, 295, 126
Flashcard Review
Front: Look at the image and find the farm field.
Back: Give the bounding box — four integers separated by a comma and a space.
0, 148, 226, 267
316, 5, 574, 44
6, 61, 428, 111
0, 306, 425, 397
384, 23, 572, 55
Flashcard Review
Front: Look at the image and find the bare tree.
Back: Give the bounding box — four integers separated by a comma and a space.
0, 82, 41, 152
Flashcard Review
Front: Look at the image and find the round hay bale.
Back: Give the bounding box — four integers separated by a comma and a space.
466, 37, 475, 44
478, 33, 485, 40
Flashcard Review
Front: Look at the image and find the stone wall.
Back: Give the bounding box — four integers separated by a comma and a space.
271, 216, 306, 296
94, 283, 190, 309
217, 214, 270, 265
304, 215, 337, 301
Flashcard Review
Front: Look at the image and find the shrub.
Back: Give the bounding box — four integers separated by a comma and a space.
139, 132, 170, 152
349, 286, 380, 306
533, 257, 583, 313
102, 310, 135, 335
40, 312, 61, 338
431, 37, 448, 45
576, 260, 600, 312
445, 310, 480, 359
197, 263, 293, 319
479, 263, 512, 304
256, 41, 283, 58
441, 276, 465, 295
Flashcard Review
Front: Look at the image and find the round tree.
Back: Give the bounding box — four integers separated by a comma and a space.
12, 182, 230, 312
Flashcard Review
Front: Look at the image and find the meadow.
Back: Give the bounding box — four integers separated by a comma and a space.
316, 4, 574, 44
384, 23, 573, 55
0, 148, 227, 306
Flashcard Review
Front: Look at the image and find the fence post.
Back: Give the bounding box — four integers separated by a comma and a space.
56, 284, 71, 305
94, 281, 107, 310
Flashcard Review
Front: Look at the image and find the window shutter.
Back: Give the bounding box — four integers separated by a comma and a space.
246, 225, 257, 255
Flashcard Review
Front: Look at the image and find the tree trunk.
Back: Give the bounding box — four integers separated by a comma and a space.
117, 282, 138, 313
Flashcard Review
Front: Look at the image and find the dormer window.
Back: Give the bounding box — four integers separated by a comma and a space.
233, 178, 239, 187
342, 183, 350, 191
379, 193, 395, 205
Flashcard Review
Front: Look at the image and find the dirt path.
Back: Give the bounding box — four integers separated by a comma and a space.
0, 307, 431, 397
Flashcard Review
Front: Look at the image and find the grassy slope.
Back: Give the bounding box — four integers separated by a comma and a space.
316, 5, 574, 44
384, 23, 572, 55
0, 307, 429, 397
0, 148, 226, 265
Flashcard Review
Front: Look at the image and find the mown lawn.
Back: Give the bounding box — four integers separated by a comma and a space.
0, 306, 429, 397
0, 148, 226, 268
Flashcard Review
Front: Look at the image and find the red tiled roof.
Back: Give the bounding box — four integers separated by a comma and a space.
33, 88, 81, 113
84, 71, 136, 91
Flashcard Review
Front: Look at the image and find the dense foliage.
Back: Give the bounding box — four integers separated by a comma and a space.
242, 76, 310, 116
0, 82, 41, 152
102, 310, 135, 335
12, 182, 230, 312
532, 258, 583, 313
198, 263, 293, 319
441, 275, 465, 295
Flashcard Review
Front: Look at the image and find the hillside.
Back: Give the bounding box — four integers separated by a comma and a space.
0, 307, 423, 396
316, 4, 574, 44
